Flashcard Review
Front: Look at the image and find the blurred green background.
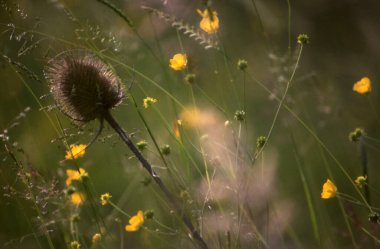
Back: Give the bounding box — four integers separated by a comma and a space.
1, 0, 380, 248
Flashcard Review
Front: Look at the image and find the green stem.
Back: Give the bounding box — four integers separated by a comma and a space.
104, 111, 209, 249
254, 45, 303, 161
287, 0, 292, 61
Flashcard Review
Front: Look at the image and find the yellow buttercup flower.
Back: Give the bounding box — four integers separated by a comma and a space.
92, 233, 101, 243
197, 9, 219, 34
353, 77, 371, 95
125, 210, 144, 232
143, 97, 158, 108
66, 168, 88, 186
321, 179, 337, 199
71, 192, 85, 206
65, 144, 86, 160
169, 53, 187, 71
354, 175, 367, 188
100, 193, 112, 206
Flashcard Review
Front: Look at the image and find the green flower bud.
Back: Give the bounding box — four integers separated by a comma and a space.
349, 128, 364, 142
161, 144, 171, 155
137, 140, 148, 150
297, 34, 310, 45
234, 110, 246, 121
237, 59, 248, 71
256, 136, 267, 149
185, 74, 196, 84
368, 212, 379, 224
144, 210, 154, 219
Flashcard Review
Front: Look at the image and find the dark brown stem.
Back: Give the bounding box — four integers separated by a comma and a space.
104, 111, 209, 249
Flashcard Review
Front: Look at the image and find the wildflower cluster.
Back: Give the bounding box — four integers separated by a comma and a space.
3, 2, 379, 249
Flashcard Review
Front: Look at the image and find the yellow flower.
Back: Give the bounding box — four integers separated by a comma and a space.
354, 175, 367, 188
71, 192, 85, 206
197, 9, 219, 34
125, 210, 144, 232
66, 168, 88, 186
321, 179, 337, 199
92, 233, 101, 243
100, 193, 112, 206
70, 241, 81, 249
65, 144, 86, 160
353, 77, 371, 94
143, 97, 158, 108
169, 53, 187, 71
173, 120, 180, 139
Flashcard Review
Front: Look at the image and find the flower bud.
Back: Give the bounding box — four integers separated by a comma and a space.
234, 110, 246, 121
297, 34, 310, 45
237, 59, 248, 71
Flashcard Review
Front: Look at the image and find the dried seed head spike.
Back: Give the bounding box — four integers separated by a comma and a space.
46, 51, 124, 124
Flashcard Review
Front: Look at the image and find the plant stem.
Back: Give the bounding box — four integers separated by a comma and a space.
103, 111, 209, 249
359, 137, 371, 205
253, 45, 303, 162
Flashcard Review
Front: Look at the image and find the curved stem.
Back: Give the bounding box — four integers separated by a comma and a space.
254, 45, 303, 162
103, 111, 209, 249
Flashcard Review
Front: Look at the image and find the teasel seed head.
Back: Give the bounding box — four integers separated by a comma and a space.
46, 51, 124, 124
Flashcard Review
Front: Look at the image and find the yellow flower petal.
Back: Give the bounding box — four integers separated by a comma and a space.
66, 168, 88, 186
169, 53, 187, 71
100, 192, 112, 206
71, 192, 85, 206
354, 175, 367, 188
125, 224, 139, 232
137, 210, 144, 221
92, 233, 101, 243
143, 97, 158, 108
125, 210, 144, 232
197, 9, 219, 34
353, 77, 371, 95
321, 179, 337, 199
65, 144, 87, 160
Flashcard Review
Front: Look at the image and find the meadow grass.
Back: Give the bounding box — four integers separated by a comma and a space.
0, 1, 379, 249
